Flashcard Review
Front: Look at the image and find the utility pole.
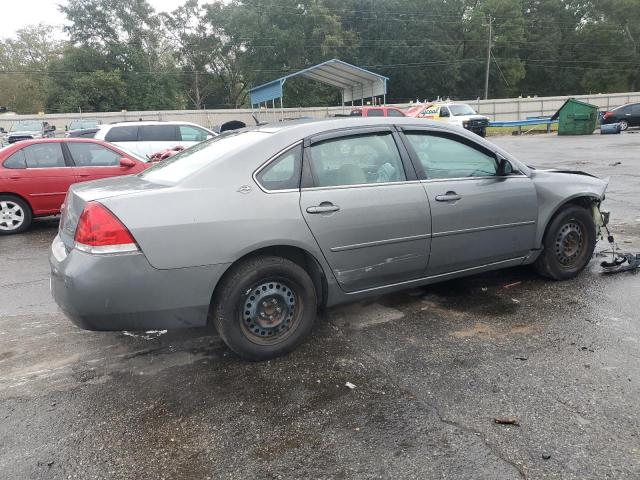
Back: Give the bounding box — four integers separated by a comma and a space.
484, 14, 492, 100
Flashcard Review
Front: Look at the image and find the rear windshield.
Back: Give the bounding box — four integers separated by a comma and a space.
139, 131, 269, 185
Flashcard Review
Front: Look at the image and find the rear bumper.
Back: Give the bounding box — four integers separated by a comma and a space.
49, 235, 230, 331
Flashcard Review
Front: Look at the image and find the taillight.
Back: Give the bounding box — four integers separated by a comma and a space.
74, 202, 139, 254
603, 112, 613, 120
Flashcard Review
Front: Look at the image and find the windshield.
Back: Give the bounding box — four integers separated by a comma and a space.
10, 121, 42, 132
69, 120, 99, 130
448, 104, 477, 116
114, 145, 149, 163
139, 130, 269, 185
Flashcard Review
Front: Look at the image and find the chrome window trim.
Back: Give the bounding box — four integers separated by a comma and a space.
420, 174, 528, 183
301, 180, 422, 192
252, 141, 303, 194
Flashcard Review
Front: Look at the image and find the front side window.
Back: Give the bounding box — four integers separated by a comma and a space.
308, 133, 406, 187
367, 109, 384, 117
404, 132, 497, 179
256, 145, 302, 191
138, 125, 178, 142
4, 150, 27, 169
388, 109, 405, 117
179, 125, 209, 142
105, 126, 139, 142
67, 142, 122, 167
22, 143, 66, 168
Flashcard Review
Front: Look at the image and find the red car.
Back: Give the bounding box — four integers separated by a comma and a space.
349, 106, 406, 117
0, 138, 151, 234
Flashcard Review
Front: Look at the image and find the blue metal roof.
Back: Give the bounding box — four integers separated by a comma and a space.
249, 59, 388, 106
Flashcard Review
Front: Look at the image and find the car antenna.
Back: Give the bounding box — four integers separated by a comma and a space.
252, 114, 268, 126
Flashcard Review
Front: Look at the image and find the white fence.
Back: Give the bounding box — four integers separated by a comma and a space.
1, 91, 639, 132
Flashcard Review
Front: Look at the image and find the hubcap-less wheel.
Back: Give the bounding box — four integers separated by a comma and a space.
0, 200, 25, 232
241, 280, 300, 345
555, 222, 585, 267
619, 120, 629, 131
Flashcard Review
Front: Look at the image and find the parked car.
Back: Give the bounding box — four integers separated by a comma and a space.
50, 117, 608, 360
405, 102, 489, 137
94, 121, 216, 158
65, 119, 102, 137
349, 106, 406, 117
600, 103, 640, 131
66, 128, 100, 138
1, 120, 56, 146
0, 138, 151, 234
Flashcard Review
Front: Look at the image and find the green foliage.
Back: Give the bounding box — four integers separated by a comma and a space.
0, 0, 638, 113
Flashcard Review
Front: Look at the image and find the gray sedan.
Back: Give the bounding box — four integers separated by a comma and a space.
50, 118, 608, 360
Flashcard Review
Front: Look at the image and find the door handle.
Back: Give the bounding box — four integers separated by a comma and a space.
435, 191, 462, 202
306, 203, 340, 214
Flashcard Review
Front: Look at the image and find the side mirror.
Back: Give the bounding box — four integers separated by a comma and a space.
119, 157, 136, 168
497, 155, 514, 176
65, 125, 68, 131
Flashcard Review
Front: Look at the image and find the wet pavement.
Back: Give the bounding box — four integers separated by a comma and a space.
1, 132, 640, 479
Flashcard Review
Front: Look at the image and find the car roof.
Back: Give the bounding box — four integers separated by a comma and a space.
103, 120, 206, 127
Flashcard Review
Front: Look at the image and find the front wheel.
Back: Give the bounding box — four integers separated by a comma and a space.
533, 206, 596, 280
0, 195, 32, 235
212, 256, 317, 361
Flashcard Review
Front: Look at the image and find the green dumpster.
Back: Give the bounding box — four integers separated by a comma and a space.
551, 98, 598, 135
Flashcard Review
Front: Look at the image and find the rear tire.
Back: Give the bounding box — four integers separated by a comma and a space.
212, 255, 317, 361
0, 195, 32, 235
533, 206, 596, 280
619, 119, 629, 131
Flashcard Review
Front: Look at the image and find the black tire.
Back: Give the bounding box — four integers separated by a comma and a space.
478, 128, 487, 138
0, 195, 32, 235
212, 255, 317, 361
619, 119, 629, 131
533, 206, 596, 280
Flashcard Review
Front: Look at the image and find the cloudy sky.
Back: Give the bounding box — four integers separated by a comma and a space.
4, 0, 189, 38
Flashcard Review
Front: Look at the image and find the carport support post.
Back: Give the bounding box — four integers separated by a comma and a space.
280, 97, 284, 121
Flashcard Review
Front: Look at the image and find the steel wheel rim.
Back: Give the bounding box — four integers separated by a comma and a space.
555, 221, 585, 267
0, 200, 25, 231
240, 279, 301, 345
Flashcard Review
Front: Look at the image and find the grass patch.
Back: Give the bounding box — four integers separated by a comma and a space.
486, 123, 559, 136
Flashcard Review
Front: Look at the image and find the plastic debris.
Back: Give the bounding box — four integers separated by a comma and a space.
502, 281, 522, 289
494, 416, 520, 426
345, 382, 356, 389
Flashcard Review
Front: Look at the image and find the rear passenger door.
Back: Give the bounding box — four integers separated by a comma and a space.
66, 141, 143, 182
299, 128, 432, 292
7, 143, 75, 213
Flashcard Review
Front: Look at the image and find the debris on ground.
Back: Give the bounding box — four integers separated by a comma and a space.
345, 382, 356, 389
502, 281, 522, 289
515, 356, 528, 361
494, 416, 520, 426
542, 453, 552, 460
608, 161, 622, 166
511, 298, 521, 304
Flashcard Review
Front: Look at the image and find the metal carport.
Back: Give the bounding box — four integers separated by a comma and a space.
249, 59, 389, 110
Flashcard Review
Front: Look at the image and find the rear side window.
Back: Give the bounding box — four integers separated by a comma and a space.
67, 142, 122, 167
308, 133, 406, 187
105, 126, 139, 142
255, 145, 302, 191
139, 125, 178, 142
22, 143, 66, 168
179, 125, 209, 142
4, 150, 27, 169
388, 109, 405, 117
349, 110, 363, 117
367, 109, 384, 117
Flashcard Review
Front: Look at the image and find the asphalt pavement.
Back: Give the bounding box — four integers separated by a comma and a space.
1, 132, 639, 480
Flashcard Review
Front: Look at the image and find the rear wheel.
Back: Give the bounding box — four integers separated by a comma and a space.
533, 206, 596, 280
0, 195, 32, 235
619, 119, 629, 131
212, 255, 317, 361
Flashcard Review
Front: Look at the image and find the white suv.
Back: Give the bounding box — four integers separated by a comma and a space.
95, 121, 216, 157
